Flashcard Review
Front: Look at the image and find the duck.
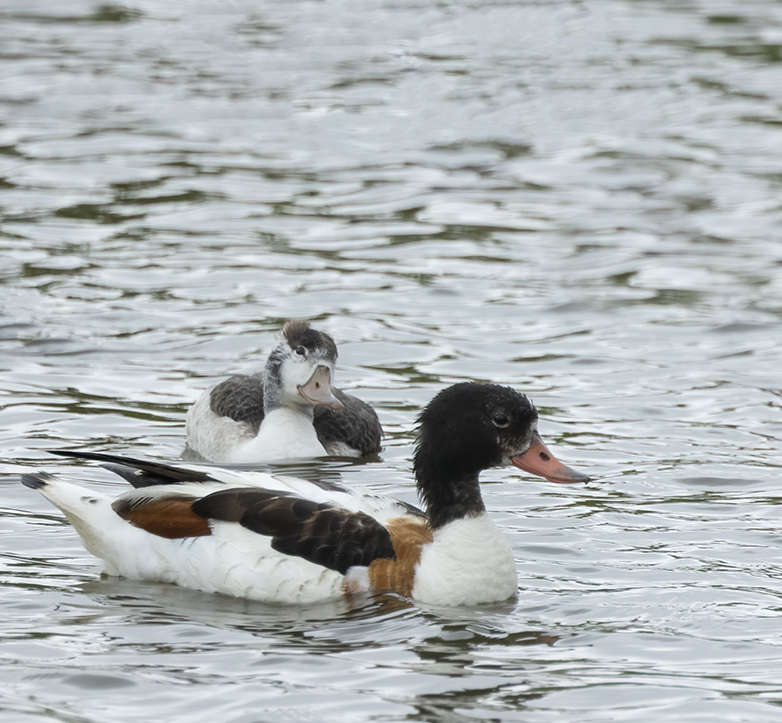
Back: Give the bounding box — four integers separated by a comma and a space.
185, 319, 382, 463
22, 383, 590, 606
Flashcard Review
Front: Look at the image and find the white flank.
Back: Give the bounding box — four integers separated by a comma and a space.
185, 390, 255, 462
227, 408, 326, 463
31, 469, 410, 605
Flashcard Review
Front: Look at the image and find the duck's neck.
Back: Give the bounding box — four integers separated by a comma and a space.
416, 465, 486, 531
262, 351, 312, 417
263, 360, 286, 413
264, 390, 313, 419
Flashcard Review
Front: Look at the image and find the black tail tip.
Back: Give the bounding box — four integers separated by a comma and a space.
21, 472, 55, 490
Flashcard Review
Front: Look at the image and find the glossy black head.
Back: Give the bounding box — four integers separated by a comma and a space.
415, 383, 539, 476
413, 383, 539, 528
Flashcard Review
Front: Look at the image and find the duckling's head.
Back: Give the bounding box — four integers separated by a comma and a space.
264, 320, 344, 413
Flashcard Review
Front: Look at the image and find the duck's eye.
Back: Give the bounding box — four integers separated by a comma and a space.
492, 413, 510, 428
295, 346, 307, 357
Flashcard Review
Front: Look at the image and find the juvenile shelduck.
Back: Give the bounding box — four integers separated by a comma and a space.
23, 383, 589, 606
186, 319, 382, 463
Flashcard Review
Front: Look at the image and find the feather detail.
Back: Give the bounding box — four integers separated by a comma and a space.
208, 374, 265, 432
49, 449, 215, 488
368, 517, 433, 597
191, 488, 396, 574
112, 496, 211, 539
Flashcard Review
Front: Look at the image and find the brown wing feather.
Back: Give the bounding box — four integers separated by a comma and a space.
112, 496, 211, 539
367, 517, 433, 598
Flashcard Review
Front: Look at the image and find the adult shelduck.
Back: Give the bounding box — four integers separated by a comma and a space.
186, 319, 382, 462
23, 383, 589, 606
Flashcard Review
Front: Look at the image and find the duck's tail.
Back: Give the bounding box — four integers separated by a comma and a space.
22, 472, 116, 562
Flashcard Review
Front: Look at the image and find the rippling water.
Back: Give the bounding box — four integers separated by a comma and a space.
2, 0, 782, 720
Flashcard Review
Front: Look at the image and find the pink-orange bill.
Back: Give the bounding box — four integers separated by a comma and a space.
297, 366, 345, 412
511, 432, 590, 484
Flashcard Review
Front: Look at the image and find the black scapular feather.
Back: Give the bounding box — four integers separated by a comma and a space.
192, 488, 396, 575
48, 450, 216, 488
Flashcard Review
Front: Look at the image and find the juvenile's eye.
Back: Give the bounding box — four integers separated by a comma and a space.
492, 413, 510, 428
295, 346, 307, 356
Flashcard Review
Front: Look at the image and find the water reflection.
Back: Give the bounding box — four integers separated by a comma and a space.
77, 577, 562, 684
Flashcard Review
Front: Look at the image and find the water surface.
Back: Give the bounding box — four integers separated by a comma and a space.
2, 0, 782, 721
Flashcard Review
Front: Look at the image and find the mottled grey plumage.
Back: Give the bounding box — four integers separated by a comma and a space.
208, 374, 265, 431
312, 389, 382, 457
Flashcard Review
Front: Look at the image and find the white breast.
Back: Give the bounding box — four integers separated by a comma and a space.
186, 392, 327, 464
227, 408, 326, 463
412, 514, 518, 605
